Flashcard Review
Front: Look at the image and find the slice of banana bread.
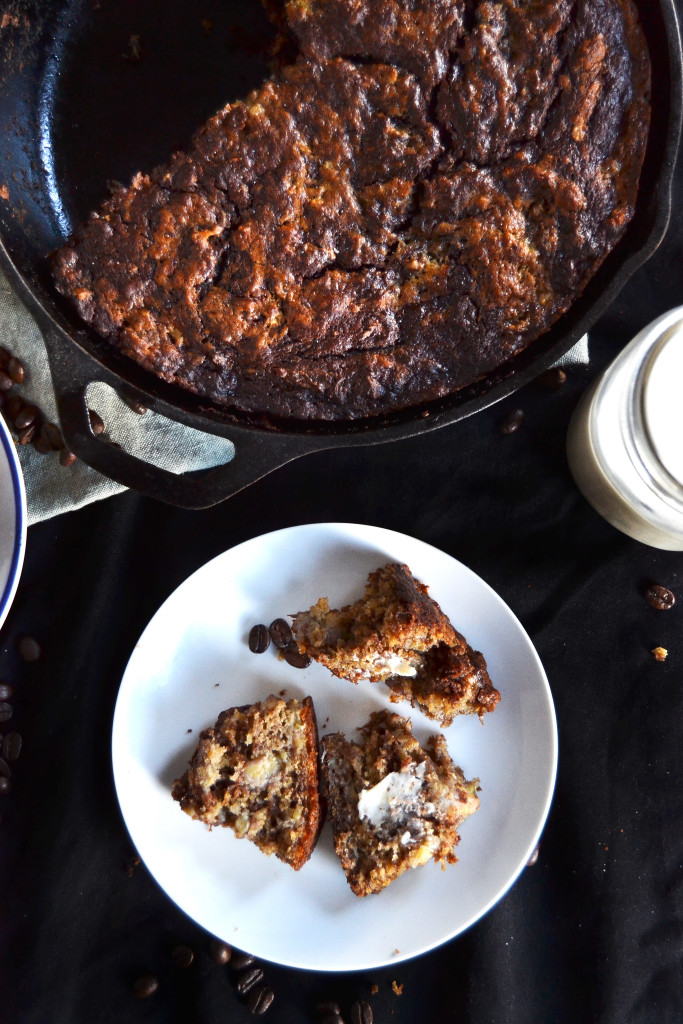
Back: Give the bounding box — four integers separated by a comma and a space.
172, 694, 320, 870
291, 562, 499, 722
321, 710, 479, 896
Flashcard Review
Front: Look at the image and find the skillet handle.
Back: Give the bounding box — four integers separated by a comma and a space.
42, 327, 324, 509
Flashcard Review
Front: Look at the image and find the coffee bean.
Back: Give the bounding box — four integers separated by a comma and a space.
0, 703, 13, 723
540, 367, 567, 390
171, 944, 194, 969
132, 974, 159, 998
88, 409, 106, 435
18, 424, 36, 446
351, 1001, 373, 1024
14, 405, 39, 430
5, 395, 23, 420
315, 1001, 344, 1019
209, 938, 232, 964
500, 408, 524, 434
283, 643, 311, 669
236, 967, 264, 996
0, 684, 14, 701
0, 757, 11, 778
3, 733, 22, 762
249, 624, 270, 654
43, 422, 64, 450
269, 618, 293, 649
645, 584, 676, 611
7, 357, 25, 385
59, 448, 77, 467
0, 370, 13, 392
231, 951, 256, 971
127, 398, 148, 415
32, 433, 52, 455
0, 776, 10, 794
248, 985, 275, 1015
17, 636, 41, 662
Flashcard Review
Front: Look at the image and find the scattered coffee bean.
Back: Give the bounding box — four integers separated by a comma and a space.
132, 974, 159, 999
88, 409, 106, 435
283, 643, 311, 669
0, 703, 13, 723
269, 618, 293, 649
249, 624, 270, 654
540, 367, 567, 390
15, 405, 39, 430
0, 370, 14, 392
59, 448, 77, 467
17, 424, 36, 446
5, 395, 23, 421
315, 1001, 344, 1019
351, 1000, 373, 1024
127, 398, 148, 415
248, 985, 275, 1015
7, 357, 25, 385
0, 776, 10, 794
171, 944, 194, 969
526, 845, 540, 866
209, 938, 232, 964
645, 584, 676, 611
0, 684, 14, 701
231, 951, 256, 971
43, 422, 64, 450
500, 408, 525, 435
0, 756, 11, 778
17, 636, 41, 662
237, 967, 264, 996
3, 732, 22, 762
32, 432, 52, 455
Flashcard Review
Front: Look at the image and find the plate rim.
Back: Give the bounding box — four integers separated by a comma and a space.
112, 521, 558, 972
0, 413, 26, 633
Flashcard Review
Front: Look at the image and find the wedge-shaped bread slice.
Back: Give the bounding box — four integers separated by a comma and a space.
321, 710, 479, 896
292, 562, 500, 723
172, 694, 320, 870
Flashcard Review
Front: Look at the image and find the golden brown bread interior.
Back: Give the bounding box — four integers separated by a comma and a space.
172, 694, 320, 870
321, 710, 479, 896
292, 562, 500, 724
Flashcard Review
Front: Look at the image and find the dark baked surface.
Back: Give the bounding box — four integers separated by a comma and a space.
292, 562, 500, 722
51, 0, 650, 422
172, 694, 320, 870
321, 710, 479, 896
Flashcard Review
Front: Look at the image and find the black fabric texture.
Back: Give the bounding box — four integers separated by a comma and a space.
2, 24, 683, 1024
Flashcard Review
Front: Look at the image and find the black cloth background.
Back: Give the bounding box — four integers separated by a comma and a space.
2, 42, 683, 1024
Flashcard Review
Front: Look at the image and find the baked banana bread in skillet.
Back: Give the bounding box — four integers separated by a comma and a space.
51, 0, 650, 422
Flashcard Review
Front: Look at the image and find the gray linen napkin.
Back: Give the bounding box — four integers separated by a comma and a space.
0, 270, 588, 524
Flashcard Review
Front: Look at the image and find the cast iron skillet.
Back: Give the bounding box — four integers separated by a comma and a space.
0, 0, 681, 508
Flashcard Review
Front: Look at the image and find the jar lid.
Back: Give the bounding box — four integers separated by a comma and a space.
641, 319, 683, 486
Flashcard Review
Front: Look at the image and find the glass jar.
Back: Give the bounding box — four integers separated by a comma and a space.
566, 307, 683, 550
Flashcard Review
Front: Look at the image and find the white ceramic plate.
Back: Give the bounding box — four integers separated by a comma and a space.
0, 414, 26, 632
112, 523, 557, 972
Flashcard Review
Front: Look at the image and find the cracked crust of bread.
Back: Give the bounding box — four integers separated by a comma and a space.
172, 694, 320, 870
291, 562, 500, 723
51, 0, 650, 422
321, 710, 479, 895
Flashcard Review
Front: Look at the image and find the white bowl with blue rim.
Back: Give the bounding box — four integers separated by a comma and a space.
0, 413, 26, 631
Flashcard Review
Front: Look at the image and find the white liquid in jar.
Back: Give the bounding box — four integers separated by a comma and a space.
566, 309, 683, 551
